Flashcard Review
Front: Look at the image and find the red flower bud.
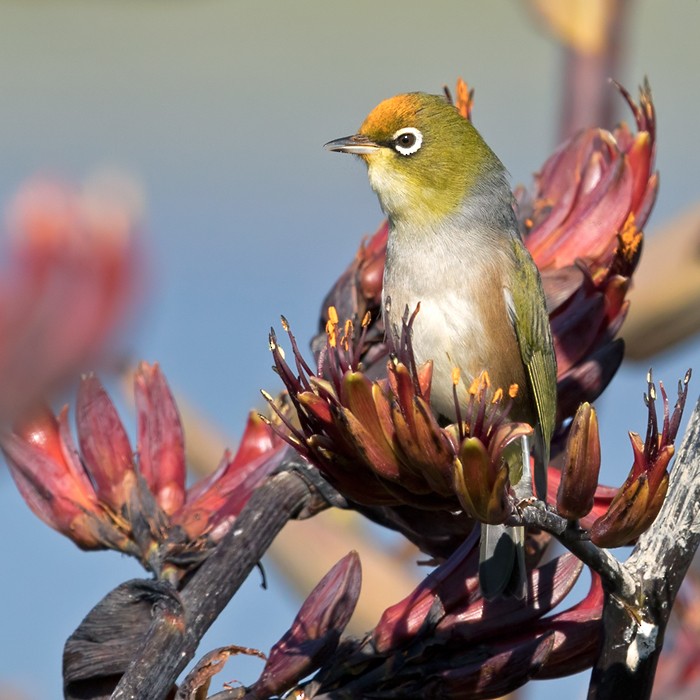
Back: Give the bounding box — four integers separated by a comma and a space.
77, 374, 134, 512
0, 177, 141, 421
2, 404, 104, 549
134, 361, 186, 516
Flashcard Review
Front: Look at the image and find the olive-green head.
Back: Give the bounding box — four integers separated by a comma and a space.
325, 92, 506, 226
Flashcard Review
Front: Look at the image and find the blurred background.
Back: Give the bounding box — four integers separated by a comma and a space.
0, 1, 698, 698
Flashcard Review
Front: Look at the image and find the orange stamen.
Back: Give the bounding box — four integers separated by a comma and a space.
617, 213, 643, 263
468, 370, 491, 396
326, 306, 339, 348
341, 319, 353, 351
455, 77, 474, 121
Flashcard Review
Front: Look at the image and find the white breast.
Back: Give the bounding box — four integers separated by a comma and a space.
382, 220, 512, 420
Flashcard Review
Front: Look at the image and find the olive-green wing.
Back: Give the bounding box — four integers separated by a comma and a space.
504, 238, 557, 499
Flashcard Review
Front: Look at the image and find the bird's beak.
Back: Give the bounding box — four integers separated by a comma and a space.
324, 133, 380, 155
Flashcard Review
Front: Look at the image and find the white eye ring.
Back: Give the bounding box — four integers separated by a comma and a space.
392, 127, 423, 156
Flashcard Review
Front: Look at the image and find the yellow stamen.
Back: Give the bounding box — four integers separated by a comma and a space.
452, 367, 461, 386
361, 310, 371, 327
617, 213, 643, 263
508, 383, 519, 398
326, 306, 339, 348
339, 319, 352, 351
468, 370, 490, 396
492, 388, 503, 403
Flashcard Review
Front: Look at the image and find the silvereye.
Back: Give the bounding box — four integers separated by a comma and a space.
326, 92, 557, 598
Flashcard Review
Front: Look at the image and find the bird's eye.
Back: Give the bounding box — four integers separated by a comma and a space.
392, 127, 423, 156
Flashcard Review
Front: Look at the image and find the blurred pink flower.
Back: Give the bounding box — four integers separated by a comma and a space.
0, 176, 142, 420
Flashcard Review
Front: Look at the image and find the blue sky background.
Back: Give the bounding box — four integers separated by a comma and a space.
0, 1, 698, 698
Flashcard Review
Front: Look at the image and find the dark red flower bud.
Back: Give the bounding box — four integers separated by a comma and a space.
251, 552, 361, 698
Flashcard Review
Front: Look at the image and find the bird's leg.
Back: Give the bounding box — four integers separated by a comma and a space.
513, 434, 534, 502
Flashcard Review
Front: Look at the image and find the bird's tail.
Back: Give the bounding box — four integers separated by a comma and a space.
478, 433, 532, 599
479, 523, 526, 599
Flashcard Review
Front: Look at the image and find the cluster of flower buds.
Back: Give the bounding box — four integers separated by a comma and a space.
239, 543, 603, 698
548, 369, 691, 545
1, 362, 286, 581
267, 309, 530, 529
588, 369, 691, 547
248, 358, 691, 698
247, 357, 692, 700
273, 314, 691, 560
521, 79, 657, 424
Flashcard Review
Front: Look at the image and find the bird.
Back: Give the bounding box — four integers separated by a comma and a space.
325, 92, 557, 598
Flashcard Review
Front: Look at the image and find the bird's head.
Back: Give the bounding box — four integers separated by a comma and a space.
325, 92, 505, 226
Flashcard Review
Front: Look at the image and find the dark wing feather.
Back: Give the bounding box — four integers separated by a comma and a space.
504, 238, 557, 499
